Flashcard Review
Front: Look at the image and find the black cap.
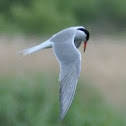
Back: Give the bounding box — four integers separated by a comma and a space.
78, 28, 90, 41
83, 29, 89, 41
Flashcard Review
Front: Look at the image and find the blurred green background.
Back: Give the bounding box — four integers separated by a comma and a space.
0, 0, 126, 126
0, 0, 126, 34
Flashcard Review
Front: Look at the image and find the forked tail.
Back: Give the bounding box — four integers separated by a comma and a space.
18, 41, 52, 56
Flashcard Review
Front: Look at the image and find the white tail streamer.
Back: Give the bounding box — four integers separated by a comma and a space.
18, 41, 52, 56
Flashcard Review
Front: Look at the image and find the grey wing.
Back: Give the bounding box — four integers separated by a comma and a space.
74, 39, 82, 48
52, 34, 81, 120
59, 62, 81, 120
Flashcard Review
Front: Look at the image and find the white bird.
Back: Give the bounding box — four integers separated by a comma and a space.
19, 26, 90, 120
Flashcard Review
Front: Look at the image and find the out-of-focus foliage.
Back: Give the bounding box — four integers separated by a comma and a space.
0, 73, 126, 126
0, 0, 126, 34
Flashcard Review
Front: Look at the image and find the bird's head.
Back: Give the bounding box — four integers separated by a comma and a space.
75, 27, 90, 52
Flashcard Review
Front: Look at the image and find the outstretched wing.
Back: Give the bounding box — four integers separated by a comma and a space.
52, 28, 81, 120
59, 62, 81, 120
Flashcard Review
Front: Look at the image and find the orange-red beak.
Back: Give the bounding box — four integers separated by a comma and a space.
84, 41, 87, 52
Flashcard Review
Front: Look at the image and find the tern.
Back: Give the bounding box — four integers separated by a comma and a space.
19, 26, 90, 120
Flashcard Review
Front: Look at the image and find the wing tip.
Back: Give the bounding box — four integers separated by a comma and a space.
59, 103, 70, 121
59, 112, 65, 121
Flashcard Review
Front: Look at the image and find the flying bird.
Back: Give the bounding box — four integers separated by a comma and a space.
19, 26, 90, 120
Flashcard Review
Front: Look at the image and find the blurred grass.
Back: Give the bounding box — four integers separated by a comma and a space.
0, 73, 126, 126
0, 0, 126, 35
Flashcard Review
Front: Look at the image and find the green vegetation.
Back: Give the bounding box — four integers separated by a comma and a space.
0, 0, 126, 34
0, 73, 125, 126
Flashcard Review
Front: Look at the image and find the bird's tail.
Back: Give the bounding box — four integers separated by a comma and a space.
18, 41, 52, 56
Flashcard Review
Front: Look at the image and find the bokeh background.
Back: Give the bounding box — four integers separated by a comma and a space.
0, 0, 126, 126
